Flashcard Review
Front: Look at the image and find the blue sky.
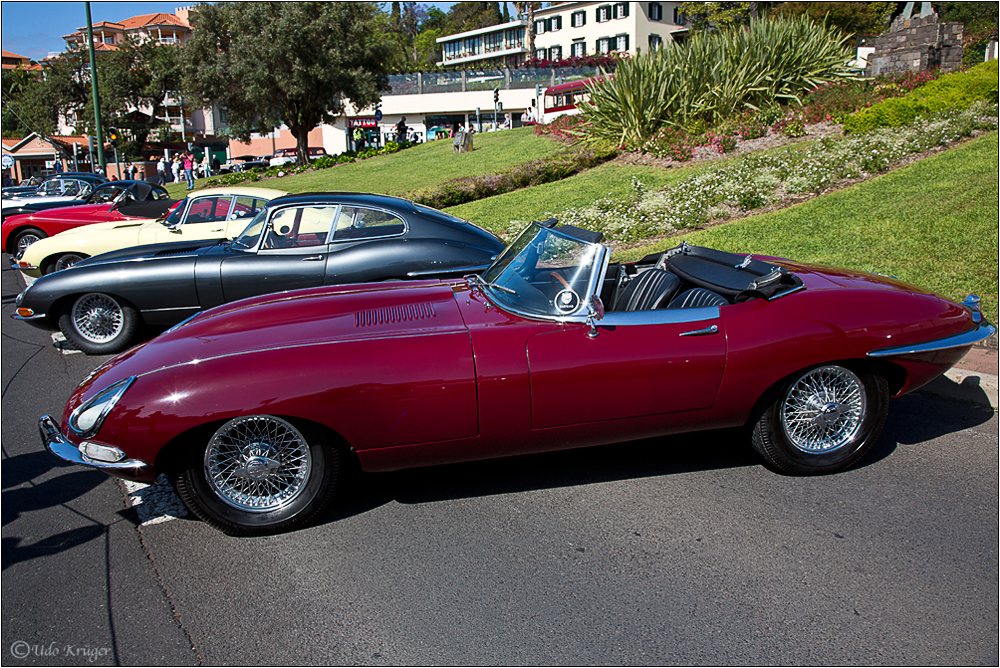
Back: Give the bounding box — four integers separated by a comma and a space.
1, 1, 462, 61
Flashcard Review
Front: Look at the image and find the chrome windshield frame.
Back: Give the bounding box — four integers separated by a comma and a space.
478, 223, 610, 324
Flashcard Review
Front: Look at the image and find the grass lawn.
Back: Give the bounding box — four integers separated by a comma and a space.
615, 132, 1000, 323
444, 159, 714, 236
163, 126, 568, 199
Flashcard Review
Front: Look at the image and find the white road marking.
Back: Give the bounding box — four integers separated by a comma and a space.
51, 331, 83, 355
122, 475, 189, 526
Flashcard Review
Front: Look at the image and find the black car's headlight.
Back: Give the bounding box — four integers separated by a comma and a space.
69, 376, 135, 439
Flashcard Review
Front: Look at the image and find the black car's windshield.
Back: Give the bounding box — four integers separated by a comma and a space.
88, 184, 126, 204
479, 223, 603, 318
232, 207, 270, 249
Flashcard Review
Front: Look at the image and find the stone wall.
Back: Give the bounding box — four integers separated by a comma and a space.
869, 13, 964, 76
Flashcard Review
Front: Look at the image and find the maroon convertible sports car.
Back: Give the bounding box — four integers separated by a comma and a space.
41, 220, 994, 535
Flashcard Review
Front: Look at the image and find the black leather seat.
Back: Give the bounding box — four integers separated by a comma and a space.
613, 269, 681, 311
668, 287, 729, 309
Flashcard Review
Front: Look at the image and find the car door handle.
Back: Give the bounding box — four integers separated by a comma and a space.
302, 255, 324, 261
679, 325, 719, 337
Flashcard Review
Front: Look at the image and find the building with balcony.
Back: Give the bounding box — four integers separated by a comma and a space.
437, 1, 687, 68
61, 8, 194, 50
54, 7, 222, 149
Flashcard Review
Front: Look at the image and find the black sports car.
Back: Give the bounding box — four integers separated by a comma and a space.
13, 192, 505, 354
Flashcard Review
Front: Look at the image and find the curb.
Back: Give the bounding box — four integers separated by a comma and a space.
920, 368, 999, 409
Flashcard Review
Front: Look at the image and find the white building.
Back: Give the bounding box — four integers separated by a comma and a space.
437, 1, 688, 67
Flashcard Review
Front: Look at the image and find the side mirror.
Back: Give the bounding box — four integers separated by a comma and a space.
586, 294, 605, 338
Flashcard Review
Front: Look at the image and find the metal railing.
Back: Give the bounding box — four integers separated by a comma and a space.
385, 66, 602, 96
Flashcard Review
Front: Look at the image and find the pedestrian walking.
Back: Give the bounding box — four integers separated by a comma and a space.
171, 156, 181, 184
201, 152, 212, 178
157, 156, 168, 182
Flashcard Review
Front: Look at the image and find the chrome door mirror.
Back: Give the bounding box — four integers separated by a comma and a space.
586, 294, 605, 338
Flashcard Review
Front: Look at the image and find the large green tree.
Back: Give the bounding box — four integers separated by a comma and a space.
183, 2, 391, 165
773, 2, 895, 37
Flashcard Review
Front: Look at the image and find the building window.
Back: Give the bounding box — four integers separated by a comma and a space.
613, 3, 629, 19
597, 5, 611, 22
648, 34, 662, 50
549, 45, 562, 60
485, 31, 503, 52
550, 16, 562, 31
536, 48, 548, 60
571, 40, 586, 57
597, 37, 611, 54
615, 34, 629, 51
674, 8, 686, 25
535, 19, 546, 35
571, 10, 586, 27
649, 3, 662, 21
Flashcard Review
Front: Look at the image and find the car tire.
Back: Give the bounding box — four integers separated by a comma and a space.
12, 227, 47, 259
751, 363, 889, 475
58, 292, 141, 355
46, 253, 88, 274
175, 415, 339, 536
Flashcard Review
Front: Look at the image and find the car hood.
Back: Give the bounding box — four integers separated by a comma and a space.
57, 216, 160, 235
11, 203, 112, 221
82, 280, 467, 387
70, 237, 222, 269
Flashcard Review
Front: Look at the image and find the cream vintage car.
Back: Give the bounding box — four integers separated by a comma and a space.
15, 186, 289, 277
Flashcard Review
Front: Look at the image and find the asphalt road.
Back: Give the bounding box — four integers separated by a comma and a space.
2, 259, 997, 666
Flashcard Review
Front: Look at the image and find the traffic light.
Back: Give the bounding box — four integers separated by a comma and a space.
108, 128, 119, 147
494, 88, 500, 105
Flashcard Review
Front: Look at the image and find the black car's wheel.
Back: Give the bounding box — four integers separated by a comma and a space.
58, 292, 141, 355
12, 227, 46, 259
175, 415, 339, 536
47, 253, 88, 274
752, 364, 888, 475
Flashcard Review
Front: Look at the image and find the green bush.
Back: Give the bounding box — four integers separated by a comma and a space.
844, 60, 999, 133
581, 14, 856, 148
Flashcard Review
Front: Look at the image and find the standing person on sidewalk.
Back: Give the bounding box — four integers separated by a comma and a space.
183, 152, 195, 190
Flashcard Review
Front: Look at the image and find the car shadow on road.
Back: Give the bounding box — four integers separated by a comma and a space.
323, 391, 994, 527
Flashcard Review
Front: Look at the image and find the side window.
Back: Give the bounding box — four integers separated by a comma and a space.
230, 196, 268, 220
333, 207, 405, 241
42, 180, 63, 195
184, 196, 235, 225
62, 180, 84, 196
264, 206, 336, 249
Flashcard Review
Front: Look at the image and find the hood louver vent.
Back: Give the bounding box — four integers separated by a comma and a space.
356, 302, 436, 328
154, 247, 201, 257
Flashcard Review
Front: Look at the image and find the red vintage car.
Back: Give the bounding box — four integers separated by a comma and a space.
40, 220, 993, 535
2, 181, 174, 258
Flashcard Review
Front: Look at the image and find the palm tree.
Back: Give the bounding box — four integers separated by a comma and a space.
513, 2, 541, 60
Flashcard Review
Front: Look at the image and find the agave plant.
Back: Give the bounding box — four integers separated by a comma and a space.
581, 14, 856, 149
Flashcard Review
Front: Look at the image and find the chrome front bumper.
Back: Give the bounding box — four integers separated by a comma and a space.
39, 414, 151, 475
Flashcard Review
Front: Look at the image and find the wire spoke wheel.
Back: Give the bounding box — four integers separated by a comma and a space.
54, 253, 85, 272
781, 366, 866, 453
71, 293, 125, 344
205, 416, 313, 513
14, 230, 43, 258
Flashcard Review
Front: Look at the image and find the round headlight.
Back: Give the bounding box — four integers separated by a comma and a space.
69, 376, 136, 438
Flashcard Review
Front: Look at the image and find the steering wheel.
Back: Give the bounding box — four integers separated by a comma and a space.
549, 271, 581, 314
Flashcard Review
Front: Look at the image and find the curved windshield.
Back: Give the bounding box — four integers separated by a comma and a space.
88, 184, 125, 204
160, 200, 185, 226
232, 207, 270, 249
480, 223, 603, 318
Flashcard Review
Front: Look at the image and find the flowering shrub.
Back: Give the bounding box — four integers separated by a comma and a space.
535, 115, 589, 143
500, 104, 997, 244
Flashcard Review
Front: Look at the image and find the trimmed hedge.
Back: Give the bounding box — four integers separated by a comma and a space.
403, 147, 617, 209
843, 60, 999, 133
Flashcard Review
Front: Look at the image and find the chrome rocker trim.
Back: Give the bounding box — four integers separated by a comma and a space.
39, 414, 150, 474
867, 322, 996, 358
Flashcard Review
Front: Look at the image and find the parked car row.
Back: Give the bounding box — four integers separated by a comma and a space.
4, 185, 993, 537
2, 173, 109, 221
